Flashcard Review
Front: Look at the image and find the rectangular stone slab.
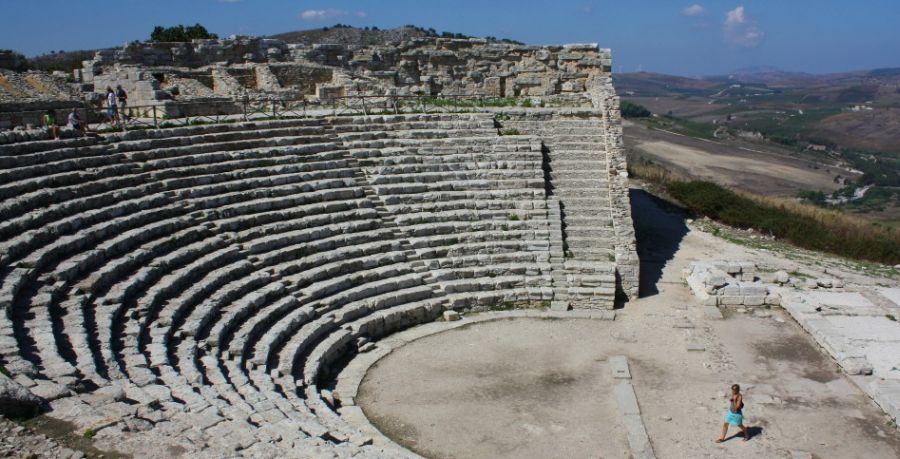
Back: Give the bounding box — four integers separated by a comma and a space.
623, 414, 656, 459
808, 292, 874, 308
878, 288, 900, 308
703, 306, 723, 320
609, 355, 631, 379
614, 383, 641, 415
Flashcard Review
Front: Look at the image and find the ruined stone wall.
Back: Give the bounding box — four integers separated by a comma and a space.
80, 37, 612, 101
337, 38, 611, 97
268, 64, 333, 94
87, 38, 291, 68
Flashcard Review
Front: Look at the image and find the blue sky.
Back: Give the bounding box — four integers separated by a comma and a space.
1, 0, 898, 76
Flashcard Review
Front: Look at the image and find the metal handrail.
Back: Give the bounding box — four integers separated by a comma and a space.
3, 94, 527, 134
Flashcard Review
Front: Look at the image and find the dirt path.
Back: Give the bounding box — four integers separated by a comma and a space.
356, 185, 900, 459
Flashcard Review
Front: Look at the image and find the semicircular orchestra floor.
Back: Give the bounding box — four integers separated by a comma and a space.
356, 317, 627, 459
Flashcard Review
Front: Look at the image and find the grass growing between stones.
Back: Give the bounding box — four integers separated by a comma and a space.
488, 302, 517, 312
21, 416, 129, 459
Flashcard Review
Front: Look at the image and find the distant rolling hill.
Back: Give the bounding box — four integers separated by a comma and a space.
615, 67, 900, 151
268, 25, 434, 46
616, 67, 900, 219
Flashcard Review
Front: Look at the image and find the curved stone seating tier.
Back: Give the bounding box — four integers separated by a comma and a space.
0, 148, 354, 250
0, 111, 630, 457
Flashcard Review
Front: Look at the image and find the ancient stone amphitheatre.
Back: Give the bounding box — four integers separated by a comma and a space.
0, 34, 899, 459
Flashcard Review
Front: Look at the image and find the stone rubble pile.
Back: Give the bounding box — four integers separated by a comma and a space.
685, 261, 780, 307
0, 414, 87, 459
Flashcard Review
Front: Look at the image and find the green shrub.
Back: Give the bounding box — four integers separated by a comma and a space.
667, 180, 900, 265
500, 128, 521, 136
620, 101, 651, 118
798, 190, 829, 207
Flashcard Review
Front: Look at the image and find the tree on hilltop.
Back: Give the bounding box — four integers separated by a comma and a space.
150, 24, 219, 42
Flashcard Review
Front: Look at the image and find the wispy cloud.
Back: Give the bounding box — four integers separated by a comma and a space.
300, 9, 367, 20
724, 6, 764, 48
681, 4, 705, 17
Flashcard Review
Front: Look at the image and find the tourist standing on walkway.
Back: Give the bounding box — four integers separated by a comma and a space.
717, 384, 750, 443
116, 85, 128, 119
106, 87, 120, 127
43, 109, 60, 139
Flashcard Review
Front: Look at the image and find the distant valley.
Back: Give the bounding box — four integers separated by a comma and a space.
615, 68, 900, 224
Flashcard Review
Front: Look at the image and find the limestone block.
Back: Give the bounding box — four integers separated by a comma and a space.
741, 285, 767, 297
869, 379, 900, 422
719, 284, 741, 298
705, 273, 727, 289
816, 279, 833, 288
841, 356, 873, 375
609, 356, 631, 379
515, 75, 543, 86
0, 373, 43, 417
443, 310, 461, 321
720, 294, 743, 305
703, 306, 724, 320
614, 383, 640, 415
622, 414, 655, 459
775, 270, 790, 284
743, 296, 766, 306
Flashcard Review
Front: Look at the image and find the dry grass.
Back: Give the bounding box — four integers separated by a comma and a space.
738, 191, 898, 242
0, 75, 25, 97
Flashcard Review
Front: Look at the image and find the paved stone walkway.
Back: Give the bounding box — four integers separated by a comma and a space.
783, 287, 900, 423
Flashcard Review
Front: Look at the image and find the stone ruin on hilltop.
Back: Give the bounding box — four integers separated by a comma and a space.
76, 37, 611, 110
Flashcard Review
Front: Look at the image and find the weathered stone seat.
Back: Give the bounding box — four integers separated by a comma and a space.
0, 109, 635, 456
